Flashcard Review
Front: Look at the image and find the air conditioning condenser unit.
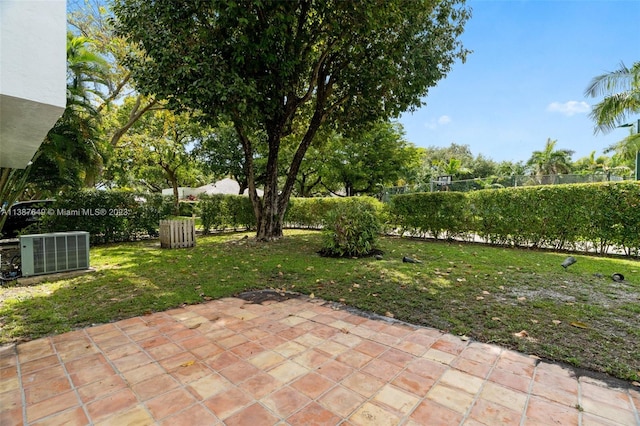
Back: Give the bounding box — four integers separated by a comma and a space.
20, 232, 89, 277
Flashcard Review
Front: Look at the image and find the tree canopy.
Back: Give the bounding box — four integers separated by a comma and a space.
112, 0, 471, 240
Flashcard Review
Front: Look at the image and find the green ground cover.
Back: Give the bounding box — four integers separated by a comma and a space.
1, 230, 638, 381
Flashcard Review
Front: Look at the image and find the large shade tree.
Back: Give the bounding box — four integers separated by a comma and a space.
113, 0, 471, 240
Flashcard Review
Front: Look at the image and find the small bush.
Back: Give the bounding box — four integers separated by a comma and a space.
320, 198, 381, 257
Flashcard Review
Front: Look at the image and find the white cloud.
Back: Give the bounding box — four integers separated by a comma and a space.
546, 101, 591, 116
424, 115, 452, 129
437, 115, 452, 125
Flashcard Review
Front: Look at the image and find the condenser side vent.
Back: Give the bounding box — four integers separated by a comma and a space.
20, 232, 89, 277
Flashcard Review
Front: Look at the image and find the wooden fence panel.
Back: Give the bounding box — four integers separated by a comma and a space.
160, 219, 195, 248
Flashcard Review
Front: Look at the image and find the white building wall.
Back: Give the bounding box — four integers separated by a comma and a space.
0, 0, 67, 169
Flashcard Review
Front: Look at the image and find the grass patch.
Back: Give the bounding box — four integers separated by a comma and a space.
1, 230, 638, 382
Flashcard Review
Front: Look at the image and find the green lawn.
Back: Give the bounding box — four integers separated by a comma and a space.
1, 230, 638, 382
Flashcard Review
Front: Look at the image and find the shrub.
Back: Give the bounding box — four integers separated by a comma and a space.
320, 198, 381, 257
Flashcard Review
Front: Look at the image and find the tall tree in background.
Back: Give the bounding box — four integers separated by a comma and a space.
585, 61, 640, 175
113, 0, 470, 240
526, 138, 574, 184
322, 122, 419, 196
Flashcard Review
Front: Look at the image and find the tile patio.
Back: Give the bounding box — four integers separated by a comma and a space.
1, 293, 638, 425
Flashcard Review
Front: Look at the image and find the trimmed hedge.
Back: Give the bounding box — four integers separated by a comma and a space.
285, 196, 385, 230
34, 190, 174, 245
389, 182, 640, 256
199, 194, 255, 233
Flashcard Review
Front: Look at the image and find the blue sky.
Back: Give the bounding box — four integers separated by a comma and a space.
398, 0, 640, 163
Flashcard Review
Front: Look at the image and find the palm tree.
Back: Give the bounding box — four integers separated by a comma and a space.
585, 61, 640, 134
586, 62, 640, 179
526, 138, 574, 184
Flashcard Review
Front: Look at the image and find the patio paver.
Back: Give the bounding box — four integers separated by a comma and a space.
1, 293, 638, 425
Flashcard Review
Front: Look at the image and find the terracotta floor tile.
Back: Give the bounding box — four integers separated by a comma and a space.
225, 402, 279, 426
354, 341, 388, 358
94, 405, 155, 426
120, 362, 165, 385
220, 360, 261, 383
0, 406, 23, 426
26, 391, 80, 423
373, 384, 420, 414
288, 401, 342, 425
336, 349, 372, 369
55, 340, 99, 362
405, 357, 447, 381
293, 331, 325, 348
431, 337, 466, 355
19, 354, 59, 375
249, 350, 286, 370
67, 357, 117, 387
146, 342, 184, 361
318, 385, 365, 418
391, 370, 435, 397
230, 341, 264, 359
0, 375, 20, 394
439, 369, 485, 394
378, 348, 415, 368
488, 367, 532, 393
480, 381, 528, 412
256, 335, 288, 350
111, 351, 153, 372
309, 324, 339, 340
460, 345, 501, 365
342, 371, 385, 398
205, 351, 240, 371
276, 326, 308, 341
138, 335, 170, 350
423, 348, 457, 365
273, 341, 308, 358
580, 412, 631, 426
410, 399, 464, 425
238, 371, 283, 399
404, 331, 439, 348
187, 373, 231, 401
395, 339, 428, 357
101, 343, 141, 361
170, 360, 212, 384
469, 398, 522, 425
0, 388, 22, 412
316, 359, 353, 382
361, 358, 402, 382
85, 388, 138, 423
525, 396, 579, 425
293, 349, 331, 369
580, 381, 632, 410
291, 372, 335, 399
349, 402, 400, 426
158, 403, 220, 426
191, 342, 224, 360
158, 351, 197, 371
30, 406, 89, 426
17, 339, 55, 364
496, 356, 535, 378
76, 374, 128, 403
204, 387, 253, 419
330, 330, 364, 348
145, 388, 198, 420
218, 333, 250, 349
427, 384, 475, 414
580, 396, 637, 425
315, 340, 349, 358
261, 386, 311, 418
20, 364, 66, 389
452, 357, 493, 379
268, 360, 309, 383
24, 376, 72, 404
131, 373, 180, 401
381, 323, 414, 338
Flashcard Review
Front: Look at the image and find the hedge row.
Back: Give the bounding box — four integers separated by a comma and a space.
34, 190, 174, 245
388, 182, 640, 255
199, 194, 256, 233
